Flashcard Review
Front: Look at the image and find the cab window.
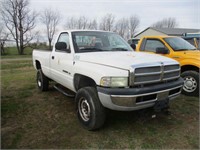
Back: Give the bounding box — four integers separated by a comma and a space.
144, 39, 165, 52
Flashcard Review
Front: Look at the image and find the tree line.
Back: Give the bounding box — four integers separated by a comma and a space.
0, 0, 178, 55
65, 14, 140, 40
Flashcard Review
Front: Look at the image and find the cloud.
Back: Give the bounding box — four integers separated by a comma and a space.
31, 0, 199, 30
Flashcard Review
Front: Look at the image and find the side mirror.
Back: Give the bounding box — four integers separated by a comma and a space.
130, 43, 136, 50
55, 42, 70, 53
156, 47, 169, 54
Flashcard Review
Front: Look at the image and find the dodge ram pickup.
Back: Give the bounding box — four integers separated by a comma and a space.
134, 36, 199, 97
33, 30, 183, 130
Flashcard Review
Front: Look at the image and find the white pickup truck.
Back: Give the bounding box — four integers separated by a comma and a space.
33, 30, 183, 130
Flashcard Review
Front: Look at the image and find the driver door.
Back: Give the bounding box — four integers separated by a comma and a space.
142, 39, 166, 52
50, 32, 74, 91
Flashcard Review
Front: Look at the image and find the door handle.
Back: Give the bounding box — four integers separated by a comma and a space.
172, 56, 180, 59
52, 56, 54, 59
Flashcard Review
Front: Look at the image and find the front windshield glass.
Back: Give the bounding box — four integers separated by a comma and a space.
164, 37, 196, 51
72, 31, 133, 53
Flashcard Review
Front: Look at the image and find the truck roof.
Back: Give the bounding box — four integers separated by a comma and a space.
142, 35, 176, 38
60, 29, 115, 33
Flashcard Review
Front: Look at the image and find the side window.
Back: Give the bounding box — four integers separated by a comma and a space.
57, 33, 70, 51
128, 39, 132, 44
185, 38, 195, 46
194, 38, 199, 49
144, 39, 165, 52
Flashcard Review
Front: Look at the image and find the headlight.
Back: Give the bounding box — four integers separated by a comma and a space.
100, 77, 128, 87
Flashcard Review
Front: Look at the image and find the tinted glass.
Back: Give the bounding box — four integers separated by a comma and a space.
184, 38, 195, 46
164, 37, 196, 51
72, 31, 133, 53
57, 33, 70, 50
144, 39, 165, 52
197, 38, 200, 49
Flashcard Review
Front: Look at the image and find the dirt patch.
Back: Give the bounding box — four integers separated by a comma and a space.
1, 59, 199, 149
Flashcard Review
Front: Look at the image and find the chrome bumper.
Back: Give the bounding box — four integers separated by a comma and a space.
97, 79, 183, 111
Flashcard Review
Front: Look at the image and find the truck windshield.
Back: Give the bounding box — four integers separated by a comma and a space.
72, 31, 133, 53
164, 37, 197, 51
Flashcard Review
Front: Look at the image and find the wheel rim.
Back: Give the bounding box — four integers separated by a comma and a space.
37, 73, 42, 87
78, 97, 91, 122
183, 76, 197, 93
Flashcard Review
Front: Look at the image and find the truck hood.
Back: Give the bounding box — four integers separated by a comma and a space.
75, 51, 178, 70
175, 50, 200, 60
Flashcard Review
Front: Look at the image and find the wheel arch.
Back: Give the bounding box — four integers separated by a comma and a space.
74, 74, 97, 92
181, 65, 199, 73
35, 60, 41, 70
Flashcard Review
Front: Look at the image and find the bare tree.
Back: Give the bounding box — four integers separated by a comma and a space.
65, 16, 97, 30
40, 8, 60, 50
77, 16, 88, 29
87, 19, 98, 30
129, 15, 140, 38
65, 17, 77, 29
115, 18, 129, 39
99, 13, 115, 31
0, 22, 10, 55
1, 0, 37, 55
27, 30, 43, 49
151, 17, 178, 28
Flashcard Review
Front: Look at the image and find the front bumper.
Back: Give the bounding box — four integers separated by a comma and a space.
97, 78, 184, 111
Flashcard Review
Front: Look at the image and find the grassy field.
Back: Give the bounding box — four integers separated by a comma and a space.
1, 47, 34, 59
1, 59, 199, 149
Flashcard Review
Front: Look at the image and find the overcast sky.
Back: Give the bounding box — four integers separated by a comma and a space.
30, 0, 199, 34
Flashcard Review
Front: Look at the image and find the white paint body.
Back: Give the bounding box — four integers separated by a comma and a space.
32, 30, 179, 93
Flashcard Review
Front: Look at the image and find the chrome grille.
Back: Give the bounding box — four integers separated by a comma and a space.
163, 70, 180, 80
134, 74, 161, 83
130, 63, 180, 85
135, 66, 161, 74
164, 65, 179, 71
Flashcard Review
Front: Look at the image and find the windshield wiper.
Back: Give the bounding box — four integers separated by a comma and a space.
79, 47, 104, 52
111, 48, 129, 51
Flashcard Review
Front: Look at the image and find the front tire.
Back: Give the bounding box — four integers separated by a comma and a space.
36, 69, 49, 91
75, 87, 106, 131
181, 71, 199, 97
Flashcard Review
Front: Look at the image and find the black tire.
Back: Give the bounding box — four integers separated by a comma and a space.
36, 69, 49, 91
75, 87, 106, 131
181, 71, 199, 97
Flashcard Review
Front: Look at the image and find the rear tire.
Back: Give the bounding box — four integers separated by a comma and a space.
36, 69, 49, 91
75, 87, 106, 131
181, 71, 199, 97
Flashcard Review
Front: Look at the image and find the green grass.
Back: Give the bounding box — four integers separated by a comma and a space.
1, 60, 33, 70
1, 59, 199, 149
1, 45, 50, 59
1, 47, 33, 59
10, 132, 23, 149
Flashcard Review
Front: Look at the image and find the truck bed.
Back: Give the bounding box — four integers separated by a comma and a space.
32, 49, 52, 78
